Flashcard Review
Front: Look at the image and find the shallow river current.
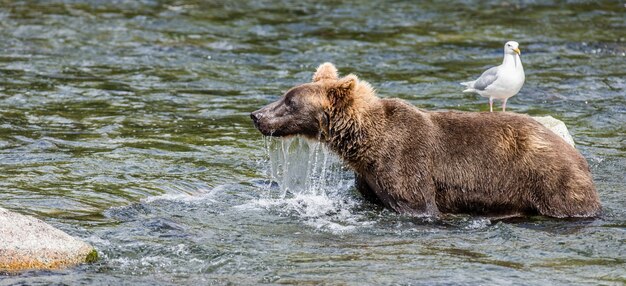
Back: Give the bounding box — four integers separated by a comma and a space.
0, 1, 624, 285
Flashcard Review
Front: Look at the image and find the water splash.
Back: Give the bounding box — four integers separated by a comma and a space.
252, 137, 369, 233
262, 136, 352, 198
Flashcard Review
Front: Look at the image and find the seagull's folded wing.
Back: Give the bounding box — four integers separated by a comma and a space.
473, 66, 499, 91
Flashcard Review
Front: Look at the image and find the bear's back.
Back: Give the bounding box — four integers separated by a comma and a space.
423, 110, 597, 216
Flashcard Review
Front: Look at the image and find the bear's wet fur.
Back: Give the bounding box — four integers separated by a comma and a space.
250, 63, 602, 218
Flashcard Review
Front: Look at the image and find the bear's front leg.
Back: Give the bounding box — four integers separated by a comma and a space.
362, 170, 440, 217
387, 176, 440, 218
355, 173, 383, 206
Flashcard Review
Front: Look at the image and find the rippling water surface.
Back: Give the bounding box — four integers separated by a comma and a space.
0, 1, 624, 284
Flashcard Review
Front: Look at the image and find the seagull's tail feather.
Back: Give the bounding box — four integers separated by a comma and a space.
460, 80, 475, 93
460, 80, 474, 87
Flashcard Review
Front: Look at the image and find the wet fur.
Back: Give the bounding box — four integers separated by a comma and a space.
251, 63, 601, 218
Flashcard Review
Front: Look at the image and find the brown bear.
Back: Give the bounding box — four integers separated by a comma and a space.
250, 62, 602, 218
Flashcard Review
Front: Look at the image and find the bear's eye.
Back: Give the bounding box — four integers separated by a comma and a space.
284, 97, 297, 111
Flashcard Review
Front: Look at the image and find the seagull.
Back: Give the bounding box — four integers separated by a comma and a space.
461, 41, 525, 112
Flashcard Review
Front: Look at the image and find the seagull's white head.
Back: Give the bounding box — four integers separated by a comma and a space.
504, 41, 521, 56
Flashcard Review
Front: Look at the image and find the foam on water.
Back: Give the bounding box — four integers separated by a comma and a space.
141, 186, 220, 204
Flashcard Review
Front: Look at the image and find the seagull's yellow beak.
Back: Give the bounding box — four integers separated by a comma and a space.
513, 47, 521, 55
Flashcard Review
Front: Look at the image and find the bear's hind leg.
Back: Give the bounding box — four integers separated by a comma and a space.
533, 172, 602, 218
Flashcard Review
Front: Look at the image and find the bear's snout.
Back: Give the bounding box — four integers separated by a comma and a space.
250, 111, 261, 125
251, 109, 271, 135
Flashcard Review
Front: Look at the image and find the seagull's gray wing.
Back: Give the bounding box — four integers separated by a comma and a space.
473, 66, 498, 91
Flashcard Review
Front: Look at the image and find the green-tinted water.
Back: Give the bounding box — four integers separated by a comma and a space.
1, 1, 624, 284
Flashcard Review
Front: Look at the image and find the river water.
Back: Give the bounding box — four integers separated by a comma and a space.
0, 1, 624, 285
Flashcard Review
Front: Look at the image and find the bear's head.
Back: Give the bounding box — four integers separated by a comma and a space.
250, 62, 374, 139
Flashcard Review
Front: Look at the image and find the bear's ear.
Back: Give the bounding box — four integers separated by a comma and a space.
312, 62, 338, 82
328, 74, 358, 101
336, 74, 357, 91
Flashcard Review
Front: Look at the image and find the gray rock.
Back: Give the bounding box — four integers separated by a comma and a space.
0, 207, 97, 272
532, 115, 576, 147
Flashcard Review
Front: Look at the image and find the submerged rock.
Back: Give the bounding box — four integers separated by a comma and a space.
532, 115, 576, 147
0, 207, 97, 272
